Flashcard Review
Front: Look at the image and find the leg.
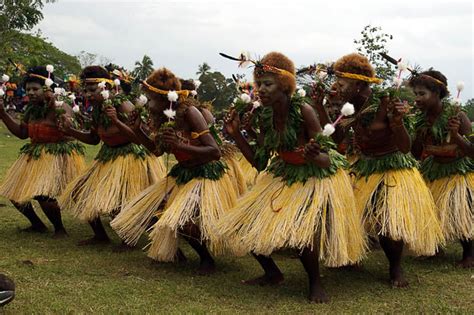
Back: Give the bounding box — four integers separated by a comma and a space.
11, 200, 47, 233
181, 223, 215, 275
300, 247, 328, 303
243, 254, 284, 286
457, 239, 473, 268
36, 197, 67, 238
77, 217, 110, 246
379, 235, 408, 287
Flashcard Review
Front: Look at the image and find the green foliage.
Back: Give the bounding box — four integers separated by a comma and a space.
353, 151, 419, 178
94, 142, 149, 163
196, 62, 211, 76
463, 98, 474, 121
197, 69, 237, 114
0, 30, 81, 81
421, 155, 474, 181
132, 55, 154, 81
19, 141, 85, 159
354, 25, 396, 85
0, 0, 56, 34
168, 160, 227, 185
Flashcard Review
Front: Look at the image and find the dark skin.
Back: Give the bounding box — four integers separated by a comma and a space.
411, 85, 473, 268
224, 73, 330, 303
328, 76, 411, 287
0, 82, 69, 237
59, 82, 137, 246
127, 90, 221, 274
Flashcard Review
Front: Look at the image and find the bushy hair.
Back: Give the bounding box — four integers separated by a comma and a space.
80, 66, 110, 80
408, 69, 449, 99
179, 78, 196, 91
145, 68, 181, 92
333, 53, 375, 79
23, 66, 55, 87
254, 52, 296, 95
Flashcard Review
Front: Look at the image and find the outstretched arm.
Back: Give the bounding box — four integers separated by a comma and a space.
0, 97, 28, 139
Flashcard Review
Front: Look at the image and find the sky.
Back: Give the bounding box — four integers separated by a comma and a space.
35, 0, 473, 100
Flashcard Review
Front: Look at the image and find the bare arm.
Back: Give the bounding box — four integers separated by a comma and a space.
224, 108, 258, 168
450, 112, 474, 158
301, 103, 331, 168
388, 100, 411, 154
0, 97, 28, 139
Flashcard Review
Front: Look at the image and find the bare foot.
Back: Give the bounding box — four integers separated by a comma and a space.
77, 236, 110, 246
19, 225, 48, 234
242, 273, 284, 286
52, 229, 68, 239
390, 266, 409, 288
308, 283, 329, 303
196, 260, 216, 276
455, 257, 474, 269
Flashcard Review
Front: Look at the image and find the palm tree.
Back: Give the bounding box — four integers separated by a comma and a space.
133, 55, 154, 81
196, 62, 211, 76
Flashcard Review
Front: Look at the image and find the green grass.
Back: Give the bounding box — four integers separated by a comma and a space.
0, 121, 473, 313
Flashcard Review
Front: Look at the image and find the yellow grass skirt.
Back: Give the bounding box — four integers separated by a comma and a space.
0, 149, 86, 203
59, 153, 164, 221
218, 169, 367, 267
111, 173, 238, 262
353, 168, 445, 255
237, 155, 259, 188
222, 155, 246, 197
426, 173, 473, 241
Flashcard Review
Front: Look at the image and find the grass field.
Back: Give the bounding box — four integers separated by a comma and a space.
0, 121, 472, 313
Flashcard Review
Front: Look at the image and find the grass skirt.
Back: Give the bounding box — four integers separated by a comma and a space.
218, 169, 367, 267
59, 153, 164, 221
353, 168, 445, 255
426, 173, 473, 241
0, 148, 86, 203
111, 172, 238, 262
237, 155, 259, 188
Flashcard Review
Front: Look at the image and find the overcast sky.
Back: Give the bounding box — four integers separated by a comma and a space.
36, 0, 473, 100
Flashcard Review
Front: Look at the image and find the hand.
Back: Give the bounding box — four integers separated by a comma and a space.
304, 138, 321, 161
447, 115, 461, 137
310, 84, 325, 108
127, 110, 142, 131
241, 111, 254, 131
161, 127, 179, 152
224, 107, 241, 136
44, 90, 55, 109
105, 106, 119, 124
58, 114, 73, 133
389, 100, 409, 125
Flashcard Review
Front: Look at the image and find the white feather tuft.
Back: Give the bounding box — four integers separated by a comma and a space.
167, 91, 179, 102
322, 124, 335, 136
341, 102, 355, 116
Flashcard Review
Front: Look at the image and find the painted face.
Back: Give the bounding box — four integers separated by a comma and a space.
328, 78, 359, 106
83, 82, 103, 103
413, 85, 438, 111
25, 82, 45, 105
254, 73, 286, 106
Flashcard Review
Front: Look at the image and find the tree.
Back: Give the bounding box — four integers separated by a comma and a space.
0, 0, 56, 34
196, 63, 211, 76
132, 55, 154, 81
0, 30, 81, 81
76, 51, 97, 68
197, 70, 237, 114
463, 98, 474, 122
354, 25, 396, 85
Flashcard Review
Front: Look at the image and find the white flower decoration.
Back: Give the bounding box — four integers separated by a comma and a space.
397, 61, 408, 71
45, 78, 54, 87
193, 79, 201, 89
167, 91, 179, 102
101, 90, 110, 100
68, 94, 76, 101
452, 98, 462, 106
393, 77, 403, 88
240, 93, 251, 103
46, 65, 54, 73
341, 102, 355, 116
0, 89, 4, 97
252, 101, 261, 109
72, 105, 80, 113
55, 100, 64, 107
191, 90, 198, 96
114, 79, 121, 87
163, 108, 176, 120
98, 81, 107, 89
317, 71, 328, 80
136, 94, 148, 106
1, 74, 9, 83
322, 123, 335, 136
456, 81, 465, 92
297, 88, 306, 97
